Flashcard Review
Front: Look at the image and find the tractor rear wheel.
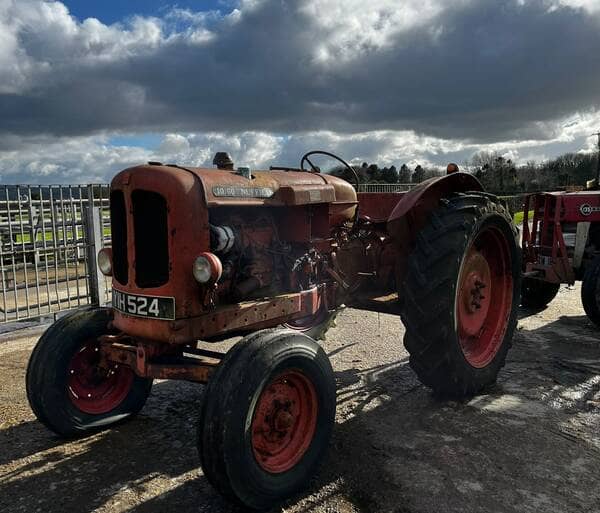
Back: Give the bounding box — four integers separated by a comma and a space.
400, 193, 520, 398
581, 256, 600, 327
520, 277, 560, 308
197, 329, 336, 510
26, 307, 153, 438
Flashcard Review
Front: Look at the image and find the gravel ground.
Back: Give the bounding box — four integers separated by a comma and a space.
1, 285, 600, 513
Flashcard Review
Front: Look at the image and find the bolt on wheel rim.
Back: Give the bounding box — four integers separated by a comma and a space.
251, 370, 318, 473
67, 340, 134, 414
456, 226, 513, 368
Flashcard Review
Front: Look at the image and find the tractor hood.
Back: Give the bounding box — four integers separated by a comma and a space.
112, 163, 357, 208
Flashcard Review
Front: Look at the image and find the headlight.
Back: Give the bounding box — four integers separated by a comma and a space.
97, 248, 112, 276
193, 252, 222, 284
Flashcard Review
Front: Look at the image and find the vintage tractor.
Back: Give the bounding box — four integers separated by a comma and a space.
521, 190, 600, 325
26, 151, 520, 510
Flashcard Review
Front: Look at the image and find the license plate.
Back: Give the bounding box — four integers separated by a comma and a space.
112, 289, 175, 320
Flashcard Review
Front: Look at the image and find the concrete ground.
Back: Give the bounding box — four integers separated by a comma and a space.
1, 285, 599, 513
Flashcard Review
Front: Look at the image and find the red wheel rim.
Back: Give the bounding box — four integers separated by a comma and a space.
251, 370, 318, 473
456, 226, 513, 368
67, 340, 134, 414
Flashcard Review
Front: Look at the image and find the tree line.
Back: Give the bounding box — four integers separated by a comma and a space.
467, 151, 598, 194
329, 162, 443, 185
328, 150, 599, 194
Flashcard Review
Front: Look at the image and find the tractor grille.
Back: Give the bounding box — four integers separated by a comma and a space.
132, 190, 169, 288
110, 190, 129, 285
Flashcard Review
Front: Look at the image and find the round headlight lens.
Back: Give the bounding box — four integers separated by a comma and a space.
97, 248, 112, 276
193, 256, 212, 283
193, 253, 222, 284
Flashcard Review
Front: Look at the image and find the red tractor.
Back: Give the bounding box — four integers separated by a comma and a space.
26, 151, 520, 510
521, 190, 600, 325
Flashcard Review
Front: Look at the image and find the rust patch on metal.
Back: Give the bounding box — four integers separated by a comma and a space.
99, 335, 218, 383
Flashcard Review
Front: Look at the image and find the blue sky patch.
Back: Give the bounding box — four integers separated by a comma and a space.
63, 0, 229, 24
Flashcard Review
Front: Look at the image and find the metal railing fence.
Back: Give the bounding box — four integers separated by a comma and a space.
357, 183, 416, 193
0, 185, 110, 324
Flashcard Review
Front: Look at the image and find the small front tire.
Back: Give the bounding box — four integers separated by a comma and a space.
197, 329, 336, 510
26, 307, 152, 438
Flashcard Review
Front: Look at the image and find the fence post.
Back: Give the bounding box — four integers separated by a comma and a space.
84, 205, 107, 306
31, 204, 41, 266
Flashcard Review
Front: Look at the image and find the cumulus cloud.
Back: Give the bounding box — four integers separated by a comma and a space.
2, 0, 600, 139
3, 112, 598, 184
0, 135, 150, 183
1, 0, 600, 182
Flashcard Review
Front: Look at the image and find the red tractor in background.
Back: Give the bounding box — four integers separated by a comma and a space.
26, 151, 520, 510
521, 190, 600, 325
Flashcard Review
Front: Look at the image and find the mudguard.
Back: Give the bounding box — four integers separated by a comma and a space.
387, 172, 483, 280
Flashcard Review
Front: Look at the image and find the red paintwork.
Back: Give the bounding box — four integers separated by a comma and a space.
100, 336, 218, 383
520, 191, 599, 284
251, 370, 318, 473
111, 165, 355, 342
547, 191, 600, 223
457, 226, 513, 368
382, 173, 484, 286
68, 339, 134, 414
111, 165, 209, 322
388, 172, 482, 223
386, 173, 482, 248
283, 292, 328, 332
107, 165, 489, 359
357, 192, 406, 223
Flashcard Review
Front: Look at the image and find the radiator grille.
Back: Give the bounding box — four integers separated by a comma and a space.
132, 190, 169, 288
110, 190, 128, 285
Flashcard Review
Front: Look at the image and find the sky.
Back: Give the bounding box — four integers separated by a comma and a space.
1, 0, 600, 184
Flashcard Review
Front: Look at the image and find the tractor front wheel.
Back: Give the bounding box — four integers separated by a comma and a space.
520, 277, 560, 309
26, 308, 152, 438
197, 329, 336, 510
400, 193, 520, 398
581, 256, 600, 327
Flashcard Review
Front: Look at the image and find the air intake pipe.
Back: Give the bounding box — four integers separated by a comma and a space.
210, 224, 235, 254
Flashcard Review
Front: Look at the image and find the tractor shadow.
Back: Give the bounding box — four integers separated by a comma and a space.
2, 310, 600, 513
283, 310, 600, 512
0, 380, 234, 513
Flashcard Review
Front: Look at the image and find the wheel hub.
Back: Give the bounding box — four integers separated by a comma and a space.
275, 409, 294, 431
67, 341, 134, 414
458, 251, 491, 336
251, 370, 318, 473
455, 227, 514, 369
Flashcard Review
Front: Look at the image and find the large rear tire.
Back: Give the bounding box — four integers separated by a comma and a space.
400, 193, 520, 398
581, 256, 600, 327
521, 277, 560, 309
197, 329, 336, 510
26, 307, 152, 438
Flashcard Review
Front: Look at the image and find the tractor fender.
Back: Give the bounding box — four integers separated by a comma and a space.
388, 172, 483, 227
387, 172, 483, 281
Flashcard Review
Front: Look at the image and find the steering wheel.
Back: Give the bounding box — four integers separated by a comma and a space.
300, 150, 360, 190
